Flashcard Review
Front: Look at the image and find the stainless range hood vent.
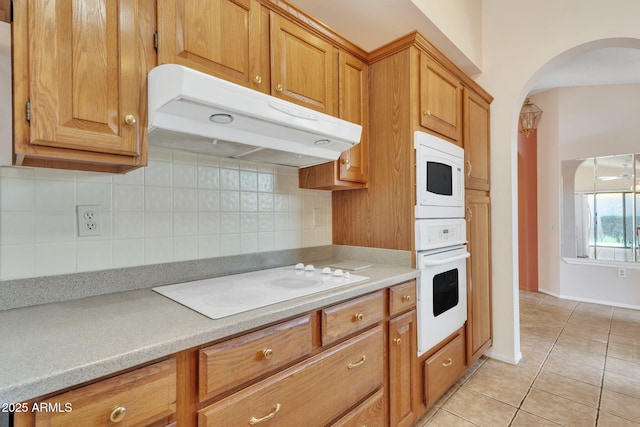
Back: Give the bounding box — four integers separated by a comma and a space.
147, 65, 362, 168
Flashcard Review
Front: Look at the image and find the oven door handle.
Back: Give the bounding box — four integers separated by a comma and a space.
420, 251, 470, 267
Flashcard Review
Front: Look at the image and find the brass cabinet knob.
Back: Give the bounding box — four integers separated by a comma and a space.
341, 157, 350, 165
254, 75, 263, 84
353, 313, 364, 322
124, 114, 137, 126
275, 84, 284, 92
393, 338, 402, 345
424, 110, 431, 116
401, 295, 411, 302
109, 406, 127, 423
262, 348, 273, 360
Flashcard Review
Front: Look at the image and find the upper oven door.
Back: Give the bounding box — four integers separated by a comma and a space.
414, 131, 464, 219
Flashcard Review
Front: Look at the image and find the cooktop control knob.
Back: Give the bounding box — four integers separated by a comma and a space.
333, 269, 344, 277
295, 263, 305, 270
321, 267, 332, 275
304, 264, 315, 271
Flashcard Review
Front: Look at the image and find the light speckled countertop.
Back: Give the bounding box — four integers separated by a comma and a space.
0, 252, 417, 403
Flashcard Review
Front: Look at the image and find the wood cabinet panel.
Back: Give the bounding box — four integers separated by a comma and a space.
32, 359, 176, 427
464, 89, 491, 191
0, 0, 9, 22
466, 191, 493, 365
389, 310, 418, 427
424, 332, 465, 407
12, 0, 152, 172
199, 314, 314, 401
389, 280, 416, 316
420, 53, 463, 144
198, 325, 384, 427
321, 290, 384, 345
157, 0, 270, 92
270, 13, 338, 115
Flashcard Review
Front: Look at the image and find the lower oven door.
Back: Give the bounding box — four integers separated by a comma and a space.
416, 246, 469, 355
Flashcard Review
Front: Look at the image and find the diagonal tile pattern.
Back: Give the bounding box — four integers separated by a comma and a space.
417, 291, 640, 426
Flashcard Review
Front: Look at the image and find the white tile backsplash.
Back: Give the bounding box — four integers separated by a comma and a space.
0, 148, 333, 280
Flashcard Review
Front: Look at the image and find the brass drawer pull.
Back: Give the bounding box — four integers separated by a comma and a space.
466, 160, 473, 177
401, 295, 411, 302
353, 313, 364, 322
347, 355, 366, 369
109, 406, 127, 423
249, 403, 281, 425
262, 348, 273, 360
442, 358, 453, 367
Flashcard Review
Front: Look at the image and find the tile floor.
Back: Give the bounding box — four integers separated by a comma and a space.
416, 291, 640, 426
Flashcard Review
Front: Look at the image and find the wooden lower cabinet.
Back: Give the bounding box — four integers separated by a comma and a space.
13, 359, 177, 427
389, 310, 418, 427
424, 331, 466, 407
198, 326, 384, 426
332, 388, 385, 427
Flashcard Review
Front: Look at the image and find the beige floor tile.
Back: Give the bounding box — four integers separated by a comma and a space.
596, 411, 639, 427
511, 410, 563, 426
542, 353, 604, 386
479, 358, 541, 385
610, 320, 640, 338
421, 409, 478, 427
532, 371, 600, 408
606, 356, 640, 381
574, 302, 613, 316
566, 315, 612, 333
442, 388, 517, 427
608, 341, 640, 363
555, 333, 608, 355
600, 389, 640, 423
603, 370, 640, 399
561, 324, 609, 343
609, 333, 640, 347
549, 343, 606, 370
521, 388, 597, 426
463, 368, 531, 407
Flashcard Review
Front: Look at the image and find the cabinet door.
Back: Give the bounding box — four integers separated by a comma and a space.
338, 50, 368, 183
157, 0, 270, 92
29, 0, 141, 156
464, 89, 490, 191
466, 191, 492, 365
389, 310, 418, 427
270, 13, 338, 115
419, 54, 462, 144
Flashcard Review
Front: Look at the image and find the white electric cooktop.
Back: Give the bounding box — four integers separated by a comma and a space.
152, 264, 369, 319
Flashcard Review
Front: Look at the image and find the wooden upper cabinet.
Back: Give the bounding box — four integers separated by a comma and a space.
157, 0, 270, 92
419, 53, 463, 145
464, 88, 490, 191
298, 50, 368, 190
12, 0, 153, 173
270, 13, 338, 115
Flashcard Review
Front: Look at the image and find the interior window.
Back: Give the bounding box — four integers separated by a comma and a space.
563, 154, 639, 263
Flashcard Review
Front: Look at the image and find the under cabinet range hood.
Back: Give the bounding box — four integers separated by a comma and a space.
147, 64, 362, 168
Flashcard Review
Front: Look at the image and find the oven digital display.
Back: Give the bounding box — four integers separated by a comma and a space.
426, 161, 453, 196
432, 269, 459, 317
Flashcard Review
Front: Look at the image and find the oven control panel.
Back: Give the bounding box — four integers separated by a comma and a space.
415, 218, 467, 251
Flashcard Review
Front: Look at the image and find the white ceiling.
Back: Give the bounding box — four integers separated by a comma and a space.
287, 1, 640, 94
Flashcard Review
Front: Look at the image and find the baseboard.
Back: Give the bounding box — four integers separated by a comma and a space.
484, 348, 522, 365
537, 288, 640, 310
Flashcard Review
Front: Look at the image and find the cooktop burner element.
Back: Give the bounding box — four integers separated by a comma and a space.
152, 264, 369, 319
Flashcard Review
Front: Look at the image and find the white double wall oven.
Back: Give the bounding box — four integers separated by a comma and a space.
414, 131, 469, 356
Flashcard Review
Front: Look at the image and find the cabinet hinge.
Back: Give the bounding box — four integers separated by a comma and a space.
154, 31, 158, 52
25, 100, 30, 124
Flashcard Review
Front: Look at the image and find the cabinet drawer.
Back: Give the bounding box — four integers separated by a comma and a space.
332, 389, 385, 427
34, 358, 176, 426
199, 325, 384, 427
424, 333, 466, 406
389, 280, 416, 316
199, 314, 314, 401
321, 290, 384, 345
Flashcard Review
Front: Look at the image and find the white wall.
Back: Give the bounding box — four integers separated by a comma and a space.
476, 0, 640, 364
0, 149, 332, 280
534, 84, 640, 308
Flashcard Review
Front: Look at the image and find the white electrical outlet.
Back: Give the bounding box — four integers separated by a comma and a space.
617, 268, 626, 278
77, 205, 102, 237
313, 208, 322, 227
